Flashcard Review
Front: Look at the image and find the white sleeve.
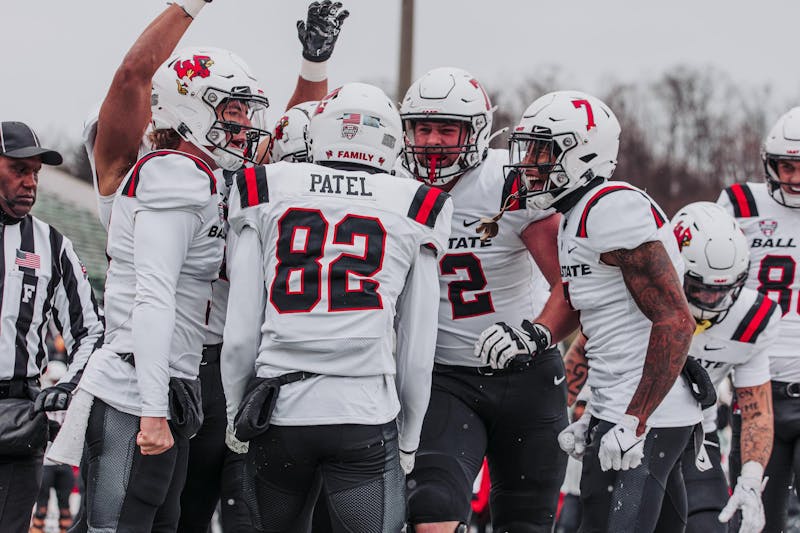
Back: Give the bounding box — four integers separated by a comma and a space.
136, 154, 215, 211
394, 247, 439, 453
732, 309, 780, 388
132, 209, 199, 417
220, 227, 265, 426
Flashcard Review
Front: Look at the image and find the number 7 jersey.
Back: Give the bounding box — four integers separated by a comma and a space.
227, 161, 452, 377
719, 181, 800, 381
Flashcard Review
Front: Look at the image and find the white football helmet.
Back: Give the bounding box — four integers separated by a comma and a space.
672, 201, 750, 321
762, 106, 800, 208
508, 91, 620, 210
400, 67, 494, 185
307, 83, 401, 173
151, 46, 271, 171
270, 101, 318, 163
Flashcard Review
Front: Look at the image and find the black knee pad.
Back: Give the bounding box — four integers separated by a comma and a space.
407, 453, 472, 523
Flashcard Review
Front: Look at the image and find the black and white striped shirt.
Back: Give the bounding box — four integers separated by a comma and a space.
0, 214, 103, 383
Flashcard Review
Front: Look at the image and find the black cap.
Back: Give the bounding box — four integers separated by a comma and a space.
0, 122, 62, 165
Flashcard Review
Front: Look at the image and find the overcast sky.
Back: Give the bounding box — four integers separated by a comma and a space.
4, 0, 800, 147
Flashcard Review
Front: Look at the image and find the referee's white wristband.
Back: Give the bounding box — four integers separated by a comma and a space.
173, 0, 208, 19
300, 58, 328, 83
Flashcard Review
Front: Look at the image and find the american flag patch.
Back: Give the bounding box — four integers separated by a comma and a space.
15, 250, 40, 269
342, 113, 361, 124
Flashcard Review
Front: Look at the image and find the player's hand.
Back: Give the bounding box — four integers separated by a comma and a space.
297, 1, 350, 62
225, 423, 249, 454
558, 412, 591, 460
598, 414, 649, 471
474, 320, 550, 370
719, 462, 767, 533
177, 0, 213, 19
137, 417, 174, 455
33, 382, 76, 413
399, 449, 416, 475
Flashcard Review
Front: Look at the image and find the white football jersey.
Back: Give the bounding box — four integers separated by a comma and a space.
558, 180, 701, 428
690, 287, 778, 432
431, 149, 552, 366
227, 161, 452, 425
79, 150, 224, 417
718, 182, 800, 381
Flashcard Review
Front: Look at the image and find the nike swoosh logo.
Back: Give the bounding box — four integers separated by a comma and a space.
568, 246, 577, 253
703, 345, 724, 351
554, 375, 566, 385
462, 218, 481, 228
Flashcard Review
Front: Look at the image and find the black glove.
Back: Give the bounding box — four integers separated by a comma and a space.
33, 382, 76, 413
47, 419, 62, 441
681, 357, 717, 409
297, 1, 350, 62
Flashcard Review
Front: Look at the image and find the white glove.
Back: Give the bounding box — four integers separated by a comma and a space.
558, 412, 591, 460
474, 320, 550, 370
718, 461, 767, 533
598, 414, 649, 471
399, 449, 416, 475
225, 424, 249, 454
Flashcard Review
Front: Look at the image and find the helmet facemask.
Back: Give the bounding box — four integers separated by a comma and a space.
200, 88, 272, 170
684, 270, 747, 321
507, 130, 590, 209
402, 115, 486, 185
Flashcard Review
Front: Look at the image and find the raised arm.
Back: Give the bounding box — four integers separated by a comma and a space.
93, 1, 209, 195
601, 240, 694, 434
286, 1, 350, 109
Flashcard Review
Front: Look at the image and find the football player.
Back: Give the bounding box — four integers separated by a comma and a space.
477, 90, 701, 532
718, 106, 800, 532
220, 83, 452, 532
269, 100, 319, 163
398, 67, 570, 533
81, 2, 347, 530
71, 48, 269, 532
674, 202, 776, 533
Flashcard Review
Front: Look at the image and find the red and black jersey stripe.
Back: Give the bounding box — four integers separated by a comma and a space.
576, 185, 666, 238
407, 184, 449, 228
236, 166, 270, 208
500, 171, 526, 211
732, 293, 779, 344
121, 150, 217, 198
724, 183, 759, 218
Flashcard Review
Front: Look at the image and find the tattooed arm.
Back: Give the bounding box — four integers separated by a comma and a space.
564, 332, 589, 406
736, 382, 774, 468
601, 240, 695, 435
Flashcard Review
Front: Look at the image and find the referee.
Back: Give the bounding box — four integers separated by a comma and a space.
0, 121, 103, 533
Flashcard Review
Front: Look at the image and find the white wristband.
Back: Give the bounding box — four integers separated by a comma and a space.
300, 58, 328, 83
177, 0, 207, 18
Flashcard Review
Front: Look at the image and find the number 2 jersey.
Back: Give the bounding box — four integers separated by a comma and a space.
226, 162, 452, 446
718, 182, 800, 381
556, 179, 701, 428
430, 149, 552, 366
